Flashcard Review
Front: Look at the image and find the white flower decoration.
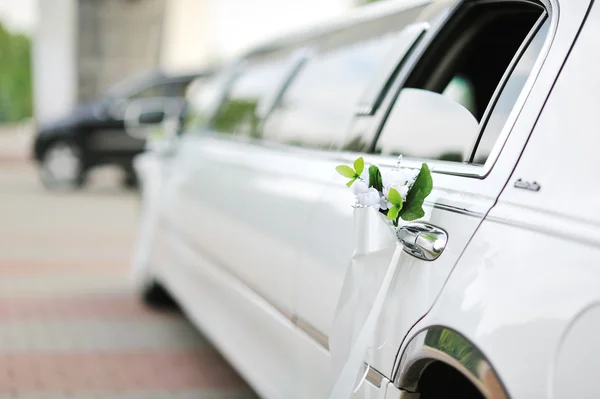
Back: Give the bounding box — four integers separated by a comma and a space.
360, 169, 370, 187
356, 188, 381, 210
337, 155, 433, 224
382, 168, 417, 202
379, 196, 390, 211
352, 180, 370, 196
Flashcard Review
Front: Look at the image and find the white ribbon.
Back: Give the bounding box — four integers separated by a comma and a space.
132, 155, 170, 282
329, 206, 404, 399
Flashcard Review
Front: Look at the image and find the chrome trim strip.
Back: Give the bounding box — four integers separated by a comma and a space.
294, 316, 386, 388
294, 317, 330, 351
366, 366, 386, 388
430, 202, 484, 218
393, 327, 508, 399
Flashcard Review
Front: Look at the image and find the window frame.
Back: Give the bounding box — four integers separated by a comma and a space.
209, 50, 313, 138
126, 82, 166, 100
355, 22, 430, 116
369, 0, 555, 179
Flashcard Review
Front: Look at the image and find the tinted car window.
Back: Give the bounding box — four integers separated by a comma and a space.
473, 20, 549, 165
263, 33, 399, 149
164, 80, 193, 97
375, 3, 544, 162
212, 56, 292, 138
183, 69, 236, 133
129, 84, 164, 99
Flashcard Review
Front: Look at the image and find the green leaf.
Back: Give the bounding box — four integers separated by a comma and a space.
336, 165, 356, 179
368, 165, 383, 191
399, 205, 425, 221
346, 177, 358, 188
399, 163, 432, 222
387, 188, 403, 208
407, 163, 433, 203
353, 157, 365, 176
387, 205, 400, 221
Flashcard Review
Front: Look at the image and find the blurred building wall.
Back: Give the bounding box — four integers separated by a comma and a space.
34, 0, 356, 123
160, 0, 356, 71
207, 0, 356, 59
33, 0, 77, 123
33, 0, 164, 124
160, 0, 212, 73
77, 0, 165, 101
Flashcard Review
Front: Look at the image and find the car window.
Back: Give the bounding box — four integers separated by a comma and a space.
163, 80, 192, 97
183, 70, 234, 134
441, 75, 477, 117
472, 19, 550, 165
375, 2, 546, 162
128, 83, 164, 100
263, 32, 399, 150
211, 55, 293, 138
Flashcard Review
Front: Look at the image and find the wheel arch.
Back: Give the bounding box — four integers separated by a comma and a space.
35, 130, 82, 162
393, 326, 509, 399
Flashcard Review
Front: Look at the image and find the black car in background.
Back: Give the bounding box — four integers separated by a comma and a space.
33, 69, 207, 190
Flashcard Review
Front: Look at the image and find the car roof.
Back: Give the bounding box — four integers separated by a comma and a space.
242, 0, 453, 59
106, 68, 210, 98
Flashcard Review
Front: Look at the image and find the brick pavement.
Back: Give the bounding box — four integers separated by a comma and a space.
0, 160, 259, 399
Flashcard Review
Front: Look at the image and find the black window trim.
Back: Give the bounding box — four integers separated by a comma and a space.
467, 11, 548, 162
367, 0, 554, 179
207, 48, 318, 137
355, 21, 430, 116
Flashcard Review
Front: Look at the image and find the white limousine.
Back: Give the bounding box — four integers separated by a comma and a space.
131, 0, 600, 397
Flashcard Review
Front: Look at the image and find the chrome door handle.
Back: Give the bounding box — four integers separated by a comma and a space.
396, 223, 448, 261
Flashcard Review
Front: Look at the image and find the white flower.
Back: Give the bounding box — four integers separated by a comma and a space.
396, 184, 410, 199
379, 196, 390, 211
360, 168, 370, 186
383, 183, 410, 203
382, 168, 418, 201
352, 180, 369, 195
382, 169, 411, 188
356, 188, 381, 210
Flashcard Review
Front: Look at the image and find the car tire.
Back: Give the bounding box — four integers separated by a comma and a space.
122, 168, 139, 190
141, 280, 178, 310
40, 140, 86, 191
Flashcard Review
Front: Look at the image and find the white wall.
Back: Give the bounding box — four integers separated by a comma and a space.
32, 0, 77, 124
160, 0, 212, 72
161, 0, 355, 70
207, 0, 355, 59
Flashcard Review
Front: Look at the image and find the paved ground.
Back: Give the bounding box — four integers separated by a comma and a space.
0, 158, 259, 399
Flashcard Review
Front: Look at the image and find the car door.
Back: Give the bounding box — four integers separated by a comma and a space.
256, 12, 434, 398
161, 50, 313, 318
291, 0, 577, 389
133, 71, 235, 281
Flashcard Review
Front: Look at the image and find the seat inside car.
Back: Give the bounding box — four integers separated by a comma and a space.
405, 2, 543, 121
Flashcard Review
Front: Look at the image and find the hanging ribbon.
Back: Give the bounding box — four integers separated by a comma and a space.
329, 206, 404, 399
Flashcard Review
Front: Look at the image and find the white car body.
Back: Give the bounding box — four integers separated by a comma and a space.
133, 0, 600, 398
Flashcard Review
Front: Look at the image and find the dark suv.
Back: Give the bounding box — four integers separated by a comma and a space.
33, 69, 208, 190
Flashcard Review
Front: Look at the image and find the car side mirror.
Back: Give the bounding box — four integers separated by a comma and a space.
124, 98, 183, 142
378, 88, 480, 161
138, 109, 166, 125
